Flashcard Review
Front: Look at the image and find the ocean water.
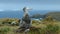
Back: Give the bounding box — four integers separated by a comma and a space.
0, 10, 50, 18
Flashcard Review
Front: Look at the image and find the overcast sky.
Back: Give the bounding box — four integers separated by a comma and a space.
0, 0, 60, 11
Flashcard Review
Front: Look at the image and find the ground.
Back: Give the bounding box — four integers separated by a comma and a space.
0, 20, 60, 34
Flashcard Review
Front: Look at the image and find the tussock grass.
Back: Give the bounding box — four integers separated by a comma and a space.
0, 27, 10, 34
0, 18, 60, 34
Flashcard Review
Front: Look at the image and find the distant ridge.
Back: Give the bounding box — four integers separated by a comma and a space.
45, 12, 60, 20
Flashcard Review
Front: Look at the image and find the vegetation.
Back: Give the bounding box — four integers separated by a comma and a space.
0, 27, 10, 34
45, 12, 60, 21
0, 18, 20, 26
0, 17, 60, 34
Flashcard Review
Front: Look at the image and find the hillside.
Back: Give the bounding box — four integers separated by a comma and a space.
45, 12, 60, 21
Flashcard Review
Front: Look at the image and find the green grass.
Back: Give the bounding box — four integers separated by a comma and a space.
0, 22, 60, 34
0, 18, 60, 34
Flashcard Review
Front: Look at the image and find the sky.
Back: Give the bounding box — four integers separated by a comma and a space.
0, 0, 60, 11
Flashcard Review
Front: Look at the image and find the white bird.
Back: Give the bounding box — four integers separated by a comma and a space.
23, 7, 32, 17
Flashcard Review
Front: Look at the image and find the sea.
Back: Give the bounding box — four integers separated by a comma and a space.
0, 10, 57, 19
